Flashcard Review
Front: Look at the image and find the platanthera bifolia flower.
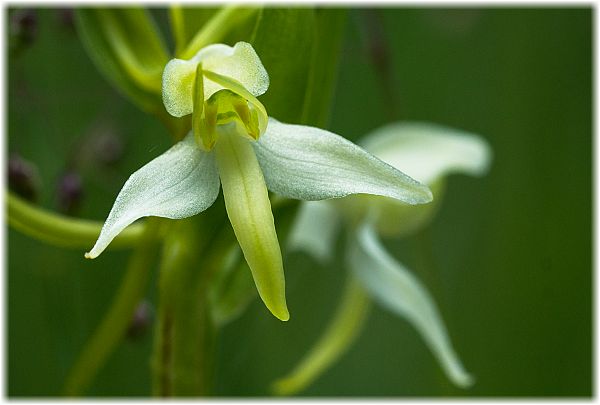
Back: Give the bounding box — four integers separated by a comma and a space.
85, 42, 433, 321
275, 122, 491, 394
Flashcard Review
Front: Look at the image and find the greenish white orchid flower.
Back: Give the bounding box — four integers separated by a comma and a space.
85, 42, 433, 321
275, 122, 491, 394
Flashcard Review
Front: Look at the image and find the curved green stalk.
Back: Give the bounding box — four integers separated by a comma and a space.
97, 8, 164, 93
63, 218, 163, 396
272, 275, 371, 396
7, 192, 145, 249
179, 5, 260, 59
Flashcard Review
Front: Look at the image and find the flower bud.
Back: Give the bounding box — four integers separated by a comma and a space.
91, 130, 125, 166
126, 300, 153, 340
8, 154, 41, 202
56, 8, 75, 31
361, 10, 390, 78
9, 9, 37, 54
56, 172, 83, 215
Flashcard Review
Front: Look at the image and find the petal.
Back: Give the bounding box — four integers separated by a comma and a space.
348, 222, 474, 388
162, 42, 269, 121
272, 275, 370, 396
361, 122, 492, 185
194, 41, 269, 99
214, 133, 289, 321
162, 58, 197, 117
288, 201, 340, 264
85, 133, 220, 259
253, 118, 432, 204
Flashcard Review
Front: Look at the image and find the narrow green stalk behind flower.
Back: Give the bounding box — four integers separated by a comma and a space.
272, 275, 370, 395
64, 218, 163, 396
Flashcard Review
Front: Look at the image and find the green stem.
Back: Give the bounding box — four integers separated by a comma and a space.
63, 218, 163, 396
152, 207, 233, 397
179, 5, 260, 59
7, 191, 145, 250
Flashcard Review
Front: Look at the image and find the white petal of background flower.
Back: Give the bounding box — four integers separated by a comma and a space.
253, 118, 433, 204
348, 221, 474, 388
86, 133, 220, 259
361, 122, 491, 185
288, 201, 340, 264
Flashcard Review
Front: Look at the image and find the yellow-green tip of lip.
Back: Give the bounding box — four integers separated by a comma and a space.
269, 303, 290, 322
271, 378, 296, 396
278, 310, 290, 322
257, 281, 290, 321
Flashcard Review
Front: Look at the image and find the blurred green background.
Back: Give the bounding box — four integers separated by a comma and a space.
8, 7, 591, 397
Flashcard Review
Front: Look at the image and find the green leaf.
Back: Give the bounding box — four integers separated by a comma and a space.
169, 6, 219, 56
208, 245, 258, 327
175, 5, 260, 60
75, 7, 169, 113
301, 8, 347, 127
251, 8, 316, 123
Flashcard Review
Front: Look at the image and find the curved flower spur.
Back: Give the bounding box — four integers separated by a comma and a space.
85, 41, 432, 321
